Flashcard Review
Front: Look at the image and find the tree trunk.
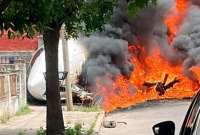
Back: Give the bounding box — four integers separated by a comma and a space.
43, 24, 65, 135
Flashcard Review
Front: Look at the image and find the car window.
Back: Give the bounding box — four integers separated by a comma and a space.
181, 94, 200, 135
193, 111, 200, 135
189, 104, 200, 129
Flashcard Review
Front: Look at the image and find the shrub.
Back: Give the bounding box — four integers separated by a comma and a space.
36, 123, 83, 135
65, 123, 83, 135
16, 105, 31, 116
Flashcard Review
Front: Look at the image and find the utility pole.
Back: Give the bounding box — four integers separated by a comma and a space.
61, 25, 73, 111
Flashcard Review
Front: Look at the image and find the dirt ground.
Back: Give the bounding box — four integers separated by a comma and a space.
0, 106, 101, 135
0, 100, 191, 135
100, 100, 191, 135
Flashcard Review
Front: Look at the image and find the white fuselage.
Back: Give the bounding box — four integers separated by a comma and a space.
28, 39, 65, 100
27, 38, 86, 101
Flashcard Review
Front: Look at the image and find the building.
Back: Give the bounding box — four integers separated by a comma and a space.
0, 34, 38, 120
0, 33, 38, 65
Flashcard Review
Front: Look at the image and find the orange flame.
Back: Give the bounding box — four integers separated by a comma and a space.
95, 0, 200, 112
97, 48, 199, 112
164, 0, 189, 43
97, 47, 200, 112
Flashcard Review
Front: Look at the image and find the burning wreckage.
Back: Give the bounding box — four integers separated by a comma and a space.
143, 74, 180, 96
78, 0, 200, 112
28, 0, 200, 111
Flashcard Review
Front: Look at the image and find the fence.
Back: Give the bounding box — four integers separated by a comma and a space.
0, 76, 5, 98
0, 62, 27, 118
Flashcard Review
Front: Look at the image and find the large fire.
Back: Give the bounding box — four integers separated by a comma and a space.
98, 47, 200, 112
164, 0, 189, 43
96, 0, 200, 112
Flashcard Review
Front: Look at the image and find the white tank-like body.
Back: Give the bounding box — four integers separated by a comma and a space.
27, 38, 86, 101
28, 39, 65, 101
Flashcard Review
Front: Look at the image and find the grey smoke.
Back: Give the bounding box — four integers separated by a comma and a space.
192, 0, 200, 6
79, 0, 175, 89
79, 0, 135, 89
80, 36, 133, 88
103, 0, 136, 44
105, 0, 174, 55
172, 5, 200, 82
80, 0, 200, 90
105, 0, 173, 45
129, 0, 180, 64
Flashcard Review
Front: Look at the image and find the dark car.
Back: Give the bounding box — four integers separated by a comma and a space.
152, 90, 200, 135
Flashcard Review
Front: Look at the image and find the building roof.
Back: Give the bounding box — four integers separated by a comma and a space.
0, 34, 38, 52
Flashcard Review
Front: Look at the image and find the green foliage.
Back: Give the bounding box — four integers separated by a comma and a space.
78, 0, 117, 35
65, 123, 83, 135
1, 0, 117, 39
36, 127, 46, 135
128, 0, 157, 17
74, 105, 102, 112
1, 0, 48, 37
1, 0, 157, 38
36, 124, 83, 135
16, 105, 31, 116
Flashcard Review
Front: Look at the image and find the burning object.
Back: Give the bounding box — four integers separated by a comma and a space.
78, 0, 200, 112
143, 74, 180, 96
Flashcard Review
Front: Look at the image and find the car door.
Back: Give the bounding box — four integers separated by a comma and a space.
179, 91, 200, 135
193, 110, 200, 135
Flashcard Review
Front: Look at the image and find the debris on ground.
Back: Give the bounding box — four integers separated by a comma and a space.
71, 85, 93, 105
103, 120, 127, 128
103, 121, 117, 128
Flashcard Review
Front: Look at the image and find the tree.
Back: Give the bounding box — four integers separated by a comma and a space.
0, 0, 11, 13
0, 0, 156, 134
